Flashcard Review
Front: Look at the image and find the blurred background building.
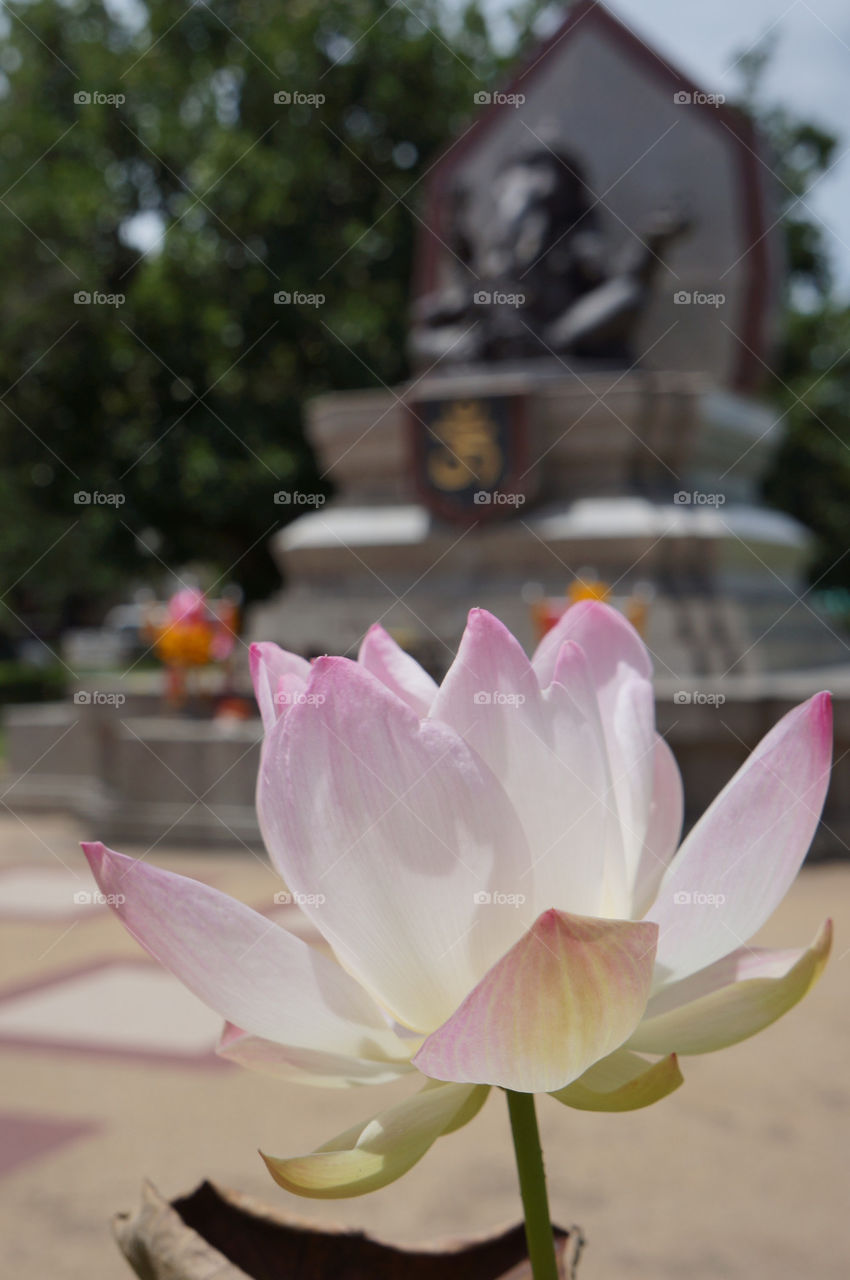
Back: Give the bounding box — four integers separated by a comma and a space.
1, 0, 849, 846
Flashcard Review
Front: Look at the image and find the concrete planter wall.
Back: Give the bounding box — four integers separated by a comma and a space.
3, 671, 849, 854
2, 693, 263, 849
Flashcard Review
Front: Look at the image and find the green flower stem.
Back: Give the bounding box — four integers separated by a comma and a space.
506, 1090, 559, 1280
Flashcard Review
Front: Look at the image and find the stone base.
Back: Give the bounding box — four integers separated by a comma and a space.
304, 368, 779, 506
259, 370, 849, 677
255, 497, 847, 676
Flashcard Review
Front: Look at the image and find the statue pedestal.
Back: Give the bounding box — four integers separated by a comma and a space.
254, 369, 846, 677
297, 365, 778, 508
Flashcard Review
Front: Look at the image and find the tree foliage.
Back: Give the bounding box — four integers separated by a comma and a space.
0, 0, 542, 638
735, 42, 850, 590
2, 6, 848, 648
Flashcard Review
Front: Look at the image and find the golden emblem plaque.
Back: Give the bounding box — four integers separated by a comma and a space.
408, 392, 534, 523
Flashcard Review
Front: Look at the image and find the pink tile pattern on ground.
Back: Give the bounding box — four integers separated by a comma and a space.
0, 1110, 101, 1180
0, 960, 228, 1068
0, 864, 109, 923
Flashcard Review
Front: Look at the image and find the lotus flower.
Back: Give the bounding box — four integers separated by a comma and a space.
83, 603, 832, 1201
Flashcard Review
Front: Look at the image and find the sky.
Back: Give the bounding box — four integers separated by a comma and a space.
501, 0, 850, 295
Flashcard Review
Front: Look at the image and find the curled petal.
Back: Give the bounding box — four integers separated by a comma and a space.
628, 920, 832, 1055
81, 843, 408, 1066
261, 1080, 488, 1198
358, 624, 438, 716
550, 1048, 683, 1111
250, 642, 311, 732
413, 909, 658, 1093
217, 1023, 416, 1088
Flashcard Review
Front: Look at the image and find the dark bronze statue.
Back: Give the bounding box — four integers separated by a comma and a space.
409, 148, 689, 367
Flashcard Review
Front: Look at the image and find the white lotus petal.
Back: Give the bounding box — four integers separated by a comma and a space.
258, 657, 532, 1033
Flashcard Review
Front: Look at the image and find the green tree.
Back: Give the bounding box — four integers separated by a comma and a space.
0, 0, 543, 641
735, 41, 850, 591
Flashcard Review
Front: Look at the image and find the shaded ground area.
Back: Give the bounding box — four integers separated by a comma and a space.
0, 812, 847, 1279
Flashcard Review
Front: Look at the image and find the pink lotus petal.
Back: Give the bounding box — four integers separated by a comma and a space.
532, 598, 653, 689
274, 672, 310, 712
628, 920, 832, 1054
646, 692, 832, 985
81, 842, 407, 1064
413, 909, 658, 1092
258, 657, 532, 1033
250, 642, 312, 732
357, 624, 438, 716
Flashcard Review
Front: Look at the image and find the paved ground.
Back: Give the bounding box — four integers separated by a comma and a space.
1, 810, 848, 1279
